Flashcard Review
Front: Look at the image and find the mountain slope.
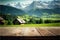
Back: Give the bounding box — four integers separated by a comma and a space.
24, 1, 60, 17
0, 5, 25, 16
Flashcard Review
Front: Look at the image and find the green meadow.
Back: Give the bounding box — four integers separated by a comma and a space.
0, 23, 60, 27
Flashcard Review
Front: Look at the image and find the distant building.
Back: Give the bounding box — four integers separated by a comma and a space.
13, 18, 26, 25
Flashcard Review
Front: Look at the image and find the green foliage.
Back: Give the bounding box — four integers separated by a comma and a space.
0, 13, 60, 25
17, 14, 60, 24
0, 14, 17, 25
28, 18, 36, 24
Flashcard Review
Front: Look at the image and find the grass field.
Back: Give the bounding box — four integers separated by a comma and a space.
0, 23, 60, 27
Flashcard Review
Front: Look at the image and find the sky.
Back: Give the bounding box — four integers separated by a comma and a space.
0, 0, 53, 3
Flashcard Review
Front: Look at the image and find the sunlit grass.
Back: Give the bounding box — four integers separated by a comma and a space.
0, 23, 60, 27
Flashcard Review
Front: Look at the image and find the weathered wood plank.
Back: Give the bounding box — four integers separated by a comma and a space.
36, 28, 56, 36
47, 28, 60, 35
0, 27, 40, 36
0, 27, 60, 36
22, 28, 40, 36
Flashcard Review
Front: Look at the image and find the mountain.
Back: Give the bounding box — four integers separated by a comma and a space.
24, 1, 52, 12
24, 1, 35, 12
0, 0, 60, 17
6, 2, 22, 9
0, 5, 25, 16
28, 8, 60, 17
28, 9, 52, 16
48, 0, 60, 11
24, 1, 60, 17
24, 1, 60, 11
14, 2, 22, 9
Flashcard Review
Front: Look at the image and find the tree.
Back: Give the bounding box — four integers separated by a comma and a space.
29, 18, 36, 24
